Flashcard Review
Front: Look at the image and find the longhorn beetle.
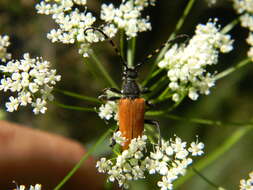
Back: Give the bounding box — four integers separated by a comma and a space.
84, 27, 187, 149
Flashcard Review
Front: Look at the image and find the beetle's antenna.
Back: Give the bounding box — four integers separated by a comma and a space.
84, 27, 128, 68
135, 34, 189, 69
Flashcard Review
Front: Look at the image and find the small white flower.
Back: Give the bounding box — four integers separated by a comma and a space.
101, 4, 116, 22
175, 149, 189, 160
0, 78, 11, 91
134, 151, 143, 159
78, 43, 92, 58
188, 142, 205, 156
73, 0, 86, 5
103, 24, 118, 38
96, 158, 112, 173
29, 83, 39, 93
32, 98, 47, 114
98, 101, 117, 120
206, 0, 217, 6
157, 161, 169, 175
0, 35, 11, 62
165, 144, 174, 156
19, 92, 32, 106
30, 184, 42, 190
239, 171, 253, 190
151, 149, 164, 160
6, 96, 19, 112
112, 131, 127, 146
18, 185, 26, 190
157, 176, 173, 190
172, 93, 180, 102
47, 29, 62, 43
171, 137, 186, 153
188, 88, 199, 101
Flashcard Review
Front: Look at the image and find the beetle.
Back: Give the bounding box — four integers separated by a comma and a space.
100, 64, 159, 150
84, 27, 186, 149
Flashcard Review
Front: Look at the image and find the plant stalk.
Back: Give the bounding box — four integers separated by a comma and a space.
53, 129, 112, 190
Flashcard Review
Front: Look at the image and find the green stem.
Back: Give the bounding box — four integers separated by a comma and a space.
156, 0, 197, 62
145, 76, 168, 100
192, 168, 220, 189
54, 89, 101, 104
52, 101, 95, 112
120, 30, 125, 60
90, 52, 118, 88
142, 68, 163, 86
145, 112, 253, 127
215, 58, 251, 80
156, 85, 171, 101
174, 125, 253, 188
167, 94, 186, 112
127, 37, 136, 68
53, 129, 112, 190
221, 18, 240, 34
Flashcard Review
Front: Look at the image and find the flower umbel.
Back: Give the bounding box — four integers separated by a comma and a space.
0, 53, 61, 114
96, 133, 204, 190
101, 0, 155, 38
35, 0, 104, 58
158, 19, 233, 102
35, 0, 156, 57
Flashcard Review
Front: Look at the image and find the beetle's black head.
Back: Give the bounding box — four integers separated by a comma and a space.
123, 67, 138, 79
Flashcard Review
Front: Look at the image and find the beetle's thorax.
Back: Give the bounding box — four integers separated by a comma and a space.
121, 68, 140, 99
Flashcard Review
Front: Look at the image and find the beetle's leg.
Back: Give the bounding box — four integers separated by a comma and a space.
107, 97, 121, 101
144, 119, 161, 147
98, 95, 121, 101
98, 94, 107, 101
103, 87, 122, 94
109, 137, 116, 147
99, 87, 122, 101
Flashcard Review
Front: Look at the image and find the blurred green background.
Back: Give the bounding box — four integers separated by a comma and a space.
0, 0, 252, 189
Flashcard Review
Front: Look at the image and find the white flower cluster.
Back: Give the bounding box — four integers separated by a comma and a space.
101, 0, 155, 38
158, 20, 233, 102
96, 133, 204, 190
14, 184, 41, 190
233, 0, 253, 60
240, 171, 253, 190
0, 35, 11, 62
98, 101, 118, 121
35, 0, 104, 58
36, 0, 156, 57
0, 53, 61, 114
